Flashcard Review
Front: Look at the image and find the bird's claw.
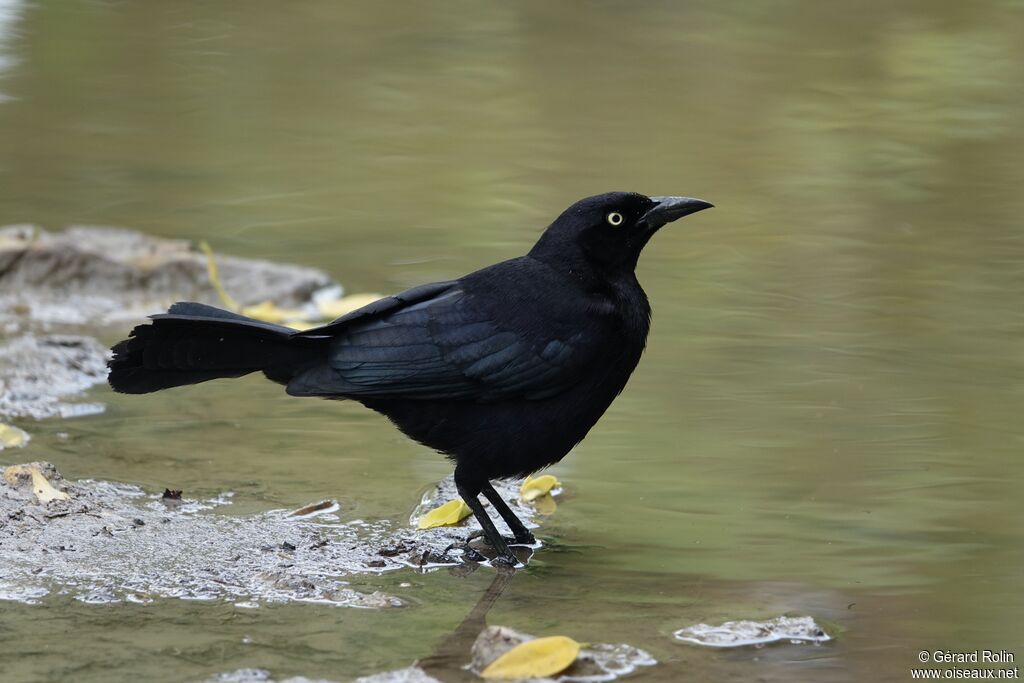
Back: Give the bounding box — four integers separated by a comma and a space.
491, 553, 520, 570
444, 542, 487, 563
466, 529, 536, 548
511, 532, 536, 546
462, 546, 487, 563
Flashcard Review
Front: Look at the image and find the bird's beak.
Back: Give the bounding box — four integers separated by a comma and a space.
637, 196, 714, 231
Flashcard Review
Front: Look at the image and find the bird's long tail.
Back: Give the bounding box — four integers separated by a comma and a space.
108, 302, 327, 394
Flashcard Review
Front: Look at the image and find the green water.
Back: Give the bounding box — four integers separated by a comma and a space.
2, 1, 1023, 681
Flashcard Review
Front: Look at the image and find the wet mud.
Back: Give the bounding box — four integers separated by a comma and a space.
0, 462, 548, 609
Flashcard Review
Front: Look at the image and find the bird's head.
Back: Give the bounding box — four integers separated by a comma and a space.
529, 192, 713, 274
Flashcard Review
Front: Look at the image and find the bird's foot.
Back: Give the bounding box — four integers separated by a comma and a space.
445, 542, 487, 563
462, 546, 487, 563
467, 529, 537, 548
511, 530, 536, 547
459, 532, 529, 569
490, 553, 521, 571
447, 541, 520, 569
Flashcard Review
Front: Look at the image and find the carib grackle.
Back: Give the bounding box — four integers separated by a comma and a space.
108, 192, 712, 566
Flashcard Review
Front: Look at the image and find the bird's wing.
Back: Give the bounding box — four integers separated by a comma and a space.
294, 280, 459, 337
288, 284, 596, 401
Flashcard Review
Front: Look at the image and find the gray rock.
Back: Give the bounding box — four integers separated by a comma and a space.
673, 615, 832, 647
353, 668, 442, 683
0, 224, 337, 328
0, 334, 108, 419
203, 669, 339, 683
468, 625, 657, 682
203, 666, 440, 683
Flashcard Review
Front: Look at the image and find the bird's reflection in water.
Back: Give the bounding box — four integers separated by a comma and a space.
418, 558, 528, 681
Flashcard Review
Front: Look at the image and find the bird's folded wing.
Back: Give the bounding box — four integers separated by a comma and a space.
294, 280, 460, 336
288, 285, 595, 401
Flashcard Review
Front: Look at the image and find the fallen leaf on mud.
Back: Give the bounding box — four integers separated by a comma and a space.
197, 240, 240, 312
3, 464, 70, 502
416, 499, 472, 529
519, 474, 560, 502
240, 300, 309, 325
317, 293, 383, 320
480, 635, 581, 679
0, 423, 30, 449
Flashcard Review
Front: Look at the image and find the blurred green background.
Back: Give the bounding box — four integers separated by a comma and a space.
1, 1, 1022, 681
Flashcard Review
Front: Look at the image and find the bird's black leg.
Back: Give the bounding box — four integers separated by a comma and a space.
454, 467, 518, 567
481, 482, 536, 545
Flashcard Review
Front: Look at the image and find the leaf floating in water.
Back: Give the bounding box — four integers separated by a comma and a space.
480, 635, 581, 679
317, 293, 383, 320
3, 464, 70, 502
519, 474, 560, 502
416, 499, 472, 529
0, 423, 30, 450
197, 240, 240, 312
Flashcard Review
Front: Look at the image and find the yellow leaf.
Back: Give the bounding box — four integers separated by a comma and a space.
317, 293, 383, 321
197, 240, 240, 312
239, 300, 310, 324
519, 474, 560, 502
416, 499, 472, 529
3, 465, 70, 503
480, 635, 581, 679
0, 423, 30, 449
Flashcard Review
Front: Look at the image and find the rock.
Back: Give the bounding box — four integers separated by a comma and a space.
469, 625, 656, 681
471, 625, 533, 674
0, 224, 337, 328
0, 226, 343, 426
207, 665, 441, 683
209, 664, 440, 683
673, 615, 832, 647
354, 667, 442, 683
205, 670, 339, 683
0, 334, 108, 419
3, 463, 71, 503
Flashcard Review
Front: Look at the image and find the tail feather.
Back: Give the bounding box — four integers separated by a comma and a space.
108, 302, 325, 394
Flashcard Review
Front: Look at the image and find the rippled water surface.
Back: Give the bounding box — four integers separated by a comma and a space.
1, 1, 1023, 681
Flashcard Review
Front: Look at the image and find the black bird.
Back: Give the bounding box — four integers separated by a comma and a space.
108, 192, 712, 566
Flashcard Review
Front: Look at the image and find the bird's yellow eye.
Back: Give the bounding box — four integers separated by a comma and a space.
607, 211, 624, 226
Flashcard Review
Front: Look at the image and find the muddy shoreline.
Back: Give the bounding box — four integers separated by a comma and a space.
0, 461, 548, 608
0, 226, 556, 602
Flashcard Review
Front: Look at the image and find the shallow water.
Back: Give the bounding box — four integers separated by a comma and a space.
1, 1, 1023, 681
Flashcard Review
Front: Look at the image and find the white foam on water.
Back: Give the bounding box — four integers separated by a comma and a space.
674, 615, 831, 648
